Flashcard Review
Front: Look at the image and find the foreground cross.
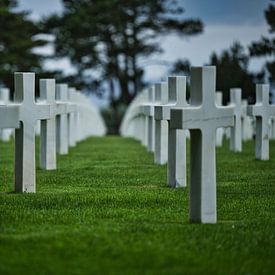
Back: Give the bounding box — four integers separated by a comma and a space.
155, 76, 187, 187
247, 84, 274, 160
154, 82, 168, 164
40, 79, 67, 170
170, 66, 234, 223
229, 88, 243, 152
14, 72, 51, 193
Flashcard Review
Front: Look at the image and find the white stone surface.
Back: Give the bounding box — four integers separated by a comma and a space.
215, 92, 224, 147
142, 86, 155, 152
247, 84, 275, 160
141, 90, 149, 147
56, 84, 69, 155
68, 88, 78, 147
120, 89, 148, 144
170, 66, 234, 223
270, 117, 275, 140
155, 76, 187, 188
241, 100, 254, 141
14, 72, 51, 193
40, 79, 67, 170
0, 88, 15, 141
229, 88, 243, 152
154, 82, 168, 165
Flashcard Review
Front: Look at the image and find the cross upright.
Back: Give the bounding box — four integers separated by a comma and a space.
136, 91, 147, 144
154, 82, 168, 165
0, 88, 17, 141
241, 99, 253, 141
170, 66, 234, 223
155, 76, 188, 187
215, 91, 224, 147
67, 87, 78, 147
270, 117, 275, 140
140, 89, 149, 147
142, 86, 155, 152
229, 88, 244, 152
56, 84, 69, 155
40, 79, 67, 170
14, 72, 51, 193
247, 84, 274, 160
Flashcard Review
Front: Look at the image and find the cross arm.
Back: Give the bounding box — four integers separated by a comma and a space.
34, 102, 51, 120
247, 104, 264, 117
0, 104, 20, 128
155, 104, 174, 120
54, 102, 67, 116
67, 102, 78, 114
142, 104, 154, 117
170, 106, 233, 130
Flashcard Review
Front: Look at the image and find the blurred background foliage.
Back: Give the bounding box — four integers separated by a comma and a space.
0, 0, 274, 134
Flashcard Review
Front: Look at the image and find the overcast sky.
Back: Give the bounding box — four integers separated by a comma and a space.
17, 0, 272, 105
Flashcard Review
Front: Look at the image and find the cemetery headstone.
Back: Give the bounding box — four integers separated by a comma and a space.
155, 76, 187, 187
14, 72, 51, 193
247, 84, 275, 160
216, 92, 224, 147
154, 82, 168, 165
142, 86, 155, 152
40, 79, 67, 170
0, 88, 14, 141
170, 66, 234, 223
229, 88, 243, 152
56, 84, 69, 155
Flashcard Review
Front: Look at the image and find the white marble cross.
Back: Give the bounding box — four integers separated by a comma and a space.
0, 88, 15, 141
40, 79, 67, 170
56, 84, 69, 155
155, 76, 187, 187
270, 117, 275, 140
215, 92, 224, 147
141, 89, 149, 147
170, 66, 234, 223
14, 72, 51, 193
247, 84, 275, 160
154, 82, 168, 164
229, 88, 243, 152
142, 86, 155, 152
241, 100, 254, 141
67, 88, 78, 147
138, 91, 148, 146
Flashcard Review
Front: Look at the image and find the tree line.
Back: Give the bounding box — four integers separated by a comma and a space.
0, 0, 274, 133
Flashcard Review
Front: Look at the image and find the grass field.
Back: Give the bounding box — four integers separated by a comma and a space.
0, 136, 275, 274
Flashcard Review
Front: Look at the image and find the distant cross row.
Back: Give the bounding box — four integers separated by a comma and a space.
120, 65, 273, 224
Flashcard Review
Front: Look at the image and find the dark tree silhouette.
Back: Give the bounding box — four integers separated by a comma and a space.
0, 0, 49, 91
250, 2, 275, 82
42, 0, 203, 133
210, 42, 259, 104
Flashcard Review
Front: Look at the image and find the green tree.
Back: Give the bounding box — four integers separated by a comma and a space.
0, 0, 48, 90
249, 1, 275, 82
209, 42, 259, 104
170, 59, 191, 76
42, 0, 203, 133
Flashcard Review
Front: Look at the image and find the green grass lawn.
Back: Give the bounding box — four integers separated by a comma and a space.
0, 136, 275, 274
